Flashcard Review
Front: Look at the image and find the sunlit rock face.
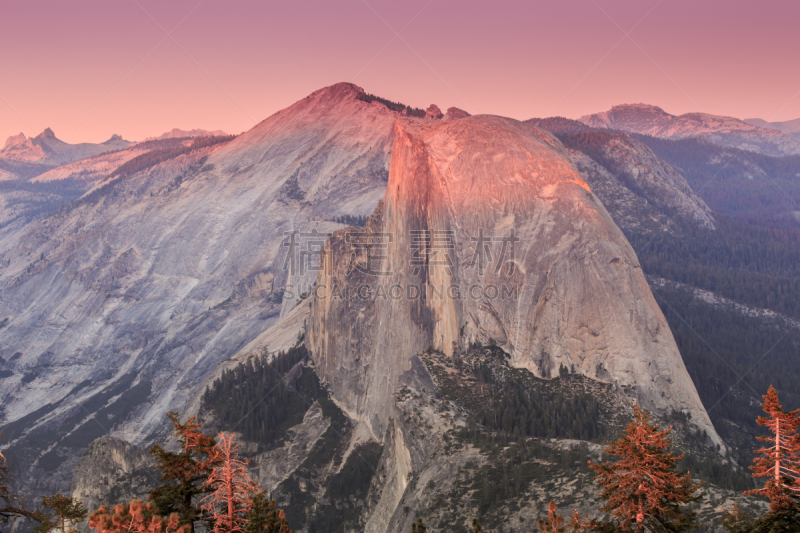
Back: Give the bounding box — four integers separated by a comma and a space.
308, 114, 721, 447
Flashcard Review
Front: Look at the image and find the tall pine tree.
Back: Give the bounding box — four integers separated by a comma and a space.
744, 386, 800, 511
724, 386, 800, 531
200, 433, 257, 533
589, 405, 702, 532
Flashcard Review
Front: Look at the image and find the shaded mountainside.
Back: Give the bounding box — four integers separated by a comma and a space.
632, 134, 800, 226
0, 137, 234, 228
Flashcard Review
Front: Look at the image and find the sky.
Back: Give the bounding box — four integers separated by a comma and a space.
1, 0, 799, 144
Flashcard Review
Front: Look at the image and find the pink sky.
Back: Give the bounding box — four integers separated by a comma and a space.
1, 0, 799, 143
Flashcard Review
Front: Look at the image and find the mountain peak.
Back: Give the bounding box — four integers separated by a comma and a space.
36, 127, 57, 140
307, 82, 365, 102
0, 131, 46, 162
3, 132, 29, 149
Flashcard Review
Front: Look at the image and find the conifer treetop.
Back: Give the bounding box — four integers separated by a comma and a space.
744, 385, 800, 511
589, 404, 702, 532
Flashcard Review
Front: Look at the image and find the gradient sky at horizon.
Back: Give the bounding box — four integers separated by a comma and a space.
2, 0, 799, 143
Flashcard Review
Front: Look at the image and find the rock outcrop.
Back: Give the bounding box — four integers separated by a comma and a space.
71, 437, 160, 520
0, 132, 46, 163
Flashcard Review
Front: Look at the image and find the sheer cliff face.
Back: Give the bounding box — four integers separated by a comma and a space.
308, 114, 720, 445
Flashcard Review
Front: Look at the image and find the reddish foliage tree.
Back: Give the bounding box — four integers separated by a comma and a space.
744, 385, 800, 511
567, 509, 591, 532
200, 433, 258, 533
88, 499, 186, 533
537, 501, 566, 533
589, 405, 701, 532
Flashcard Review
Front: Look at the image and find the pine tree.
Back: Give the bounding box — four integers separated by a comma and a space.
472, 518, 482, 533
35, 494, 88, 533
589, 404, 702, 532
149, 412, 220, 533
744, 386, 800, 511
244, 492, 293, 533
88, 499, 186, 533
200, 433, 257, 533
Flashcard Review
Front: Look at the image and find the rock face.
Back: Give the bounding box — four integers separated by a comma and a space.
443, 107, 470, 121
424, 104, 443, 120
71, 437, 160, 520
307, 114, 721, 452
579, 103, 800, 156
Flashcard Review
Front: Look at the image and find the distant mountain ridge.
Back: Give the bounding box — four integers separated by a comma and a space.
0, 128, 133, 166
579, 103, 800, 156
744, 117, 800, 134
144, 128, 228, 141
